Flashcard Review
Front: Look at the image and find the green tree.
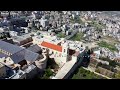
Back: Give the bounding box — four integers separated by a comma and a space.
41, 68, 54, 79
45, 68, 53, 77
109, 61, 117, 68
115, 72, 120, 79
72, 67, 103, 79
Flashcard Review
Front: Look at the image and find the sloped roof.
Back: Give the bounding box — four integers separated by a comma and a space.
0, 53, 8, 58
0, 40, 24, 54
25, 50, 39, 62
27, 44, 42, 53
41, 41, 62, 52
0, 40, 39, 63
10, 49, 39, 63
10, 50, 25, 63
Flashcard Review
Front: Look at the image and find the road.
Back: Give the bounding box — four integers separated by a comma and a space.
54, 60, 76, 79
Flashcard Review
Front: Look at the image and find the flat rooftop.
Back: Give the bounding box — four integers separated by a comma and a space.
12, 36, 24, 42
27, 44, 42, 53
23, 64, 36, 73
33, 33, 63, 45
12, 32, 34, 42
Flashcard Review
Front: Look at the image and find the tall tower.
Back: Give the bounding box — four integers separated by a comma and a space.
61, 41, 69, 63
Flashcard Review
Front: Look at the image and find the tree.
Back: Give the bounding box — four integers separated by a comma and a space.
45, 68, 54, 77
72, 67, 103, 79
47, 58, 59, 69
115, 72, 120, 79
41, 68, 54, 79
109, 61, 117, 68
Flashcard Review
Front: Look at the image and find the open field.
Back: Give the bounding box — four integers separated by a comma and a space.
102, 36, 120, 45
57, 32, 66, 38
97, 41, 118, 52
72, 67, 105, 79
70, 32, 84, 41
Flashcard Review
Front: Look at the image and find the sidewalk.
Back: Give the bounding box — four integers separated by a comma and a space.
54, 60, 76, 79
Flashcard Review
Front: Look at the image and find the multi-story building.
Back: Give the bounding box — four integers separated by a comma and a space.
0, 40, 48, 79
32, 31, 85, 66
0, 63, 6, 78
11, 32, 33, 47
32, 32, 68, 64
40, 18, 49, 28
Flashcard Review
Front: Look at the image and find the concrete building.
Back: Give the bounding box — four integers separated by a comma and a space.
27, 44, 42, 53
0, 40, 48, 79
40, 18, 49, 28
9, 70, 26, 79
22, 64, 37, 79
9, 31, 18, 36
0, 63, 6, 78
32, 31, 85, 67
12, 32, 33, 46
32, 32, 68, 64
0, 40, 39, 65
0, 27, 5, 32
0, 40, 42, 66
27, 44, 48, 71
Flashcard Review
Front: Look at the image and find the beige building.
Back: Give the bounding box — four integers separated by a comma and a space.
32, 32, 69, 64
32, 31, 85, 67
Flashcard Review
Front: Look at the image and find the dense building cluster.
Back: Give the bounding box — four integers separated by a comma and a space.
0, 11, 120, 79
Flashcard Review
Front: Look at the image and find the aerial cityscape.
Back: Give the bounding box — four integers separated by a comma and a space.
0, 11, 120, 79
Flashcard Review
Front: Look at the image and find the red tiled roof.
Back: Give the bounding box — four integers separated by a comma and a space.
41, 41, 62, 52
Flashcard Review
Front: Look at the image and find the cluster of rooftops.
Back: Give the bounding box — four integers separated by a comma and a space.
0, 40, 40, 64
